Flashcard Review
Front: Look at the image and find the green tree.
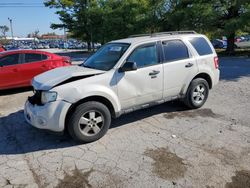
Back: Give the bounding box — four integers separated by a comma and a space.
45, 0, 99, 50
44, 0, 163, 49
45, 0, 250, 54
165, 0, 250, 54
27, 29, 40, 38
0, 25, 9, 39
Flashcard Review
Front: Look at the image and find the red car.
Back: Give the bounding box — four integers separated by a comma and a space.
0, 44, 5, 52
0, 50, 71, 90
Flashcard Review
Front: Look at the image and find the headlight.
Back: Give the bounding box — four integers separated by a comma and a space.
41, 91, 57, 104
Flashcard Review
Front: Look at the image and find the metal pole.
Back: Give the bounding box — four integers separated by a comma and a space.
63, 26, 67, 50
8, 18, 14, 40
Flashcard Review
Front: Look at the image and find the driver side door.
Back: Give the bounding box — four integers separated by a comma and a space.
116, 42, 163, 110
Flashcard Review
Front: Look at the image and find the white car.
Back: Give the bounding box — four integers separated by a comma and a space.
235, 40, 250, 49
24, 31, 220, 143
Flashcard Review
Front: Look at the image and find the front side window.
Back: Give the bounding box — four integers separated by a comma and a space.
188, 37, 213, 56
24, 53, 46, 63
163, 40, 189, 62
127, 43, 158, 68
0, 54, 19, 66
82, 43, 130, 71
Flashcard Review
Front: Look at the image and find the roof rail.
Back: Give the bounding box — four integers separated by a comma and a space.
129, 31, 197, 38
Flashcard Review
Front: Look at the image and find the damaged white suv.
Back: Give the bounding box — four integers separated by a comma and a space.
24, 31, 220, 142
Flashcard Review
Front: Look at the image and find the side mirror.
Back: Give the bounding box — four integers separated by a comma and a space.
119, 61, 137, 72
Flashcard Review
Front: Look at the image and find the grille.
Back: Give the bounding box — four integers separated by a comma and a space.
28, 90, 42, 105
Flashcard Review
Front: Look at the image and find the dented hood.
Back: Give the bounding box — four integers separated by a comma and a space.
32, 66, 105, 90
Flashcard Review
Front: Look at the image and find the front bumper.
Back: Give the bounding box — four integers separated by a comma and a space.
24, 100, 71, 132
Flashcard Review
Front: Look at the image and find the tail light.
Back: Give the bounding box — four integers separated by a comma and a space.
214, 56, 219, 69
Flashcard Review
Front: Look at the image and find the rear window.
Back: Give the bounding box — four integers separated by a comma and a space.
41, 54, 48, 60
189, 37, 213, 56
24, 53, 48, 63
162, 40, 189, 62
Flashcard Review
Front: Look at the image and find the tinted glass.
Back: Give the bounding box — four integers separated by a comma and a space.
41, 54, 48, 60
24, 53, 43, 63
163, 40, 189, 62
82, 43, 129, 71
0, 54, 19, 66
189, 37, 213, 56
128, 44, 158, 68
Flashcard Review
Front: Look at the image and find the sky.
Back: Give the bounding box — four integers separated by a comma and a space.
0, 0, 64, 37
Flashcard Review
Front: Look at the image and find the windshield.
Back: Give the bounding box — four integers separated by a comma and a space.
81, 43, 130, 71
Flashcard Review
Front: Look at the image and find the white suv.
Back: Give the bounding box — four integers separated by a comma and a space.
24, 31, 220, 142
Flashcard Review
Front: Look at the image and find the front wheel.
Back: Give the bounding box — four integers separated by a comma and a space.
183, 78, 209, 109
67, 101, 111, 143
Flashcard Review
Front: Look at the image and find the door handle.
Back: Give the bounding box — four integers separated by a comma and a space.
149, 70, 160, 76
185, 63, 194, 68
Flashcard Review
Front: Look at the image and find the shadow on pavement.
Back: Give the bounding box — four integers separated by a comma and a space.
220, 57, 250, 81
112, 101, 187, 128
0, 87, 32, 96
0, 110, 76, 155
0, 101, 187, 155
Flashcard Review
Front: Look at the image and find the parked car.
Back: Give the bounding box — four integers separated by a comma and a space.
0, 44, 6, 52
211, 39, 227, 49
0, 50, 71, 90
5, 45, 20, 51
235, 40, 250, 49
24, 31, 220, 143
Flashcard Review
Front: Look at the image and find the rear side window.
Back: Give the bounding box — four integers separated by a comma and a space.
162, 40, 189, 62
41, 54, 48, 60
189, 37, 213, 56
0, 54, 19, 66
24, 53, 48, 63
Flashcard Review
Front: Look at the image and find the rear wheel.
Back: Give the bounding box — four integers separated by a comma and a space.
184, 78, 209, 109
68, 101, 111, 143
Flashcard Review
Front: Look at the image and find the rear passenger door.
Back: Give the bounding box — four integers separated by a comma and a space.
19, 53, 48, 85
162, 39, 198, 98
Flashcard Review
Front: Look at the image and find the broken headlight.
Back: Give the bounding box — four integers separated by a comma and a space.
41, 91, 57, 104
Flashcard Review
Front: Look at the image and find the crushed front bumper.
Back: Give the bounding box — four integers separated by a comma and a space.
24, 100, 71, 132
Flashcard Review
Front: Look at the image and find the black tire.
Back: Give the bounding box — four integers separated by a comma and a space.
67, 101, 111, 143
183, 78, 209, 109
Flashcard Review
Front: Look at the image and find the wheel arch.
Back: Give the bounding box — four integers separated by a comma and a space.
65, 95, 116, 128
181, 72, 213, 96
193, 73, 212, 89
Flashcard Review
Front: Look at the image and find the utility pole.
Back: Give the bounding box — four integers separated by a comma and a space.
8, 18, 14, 40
